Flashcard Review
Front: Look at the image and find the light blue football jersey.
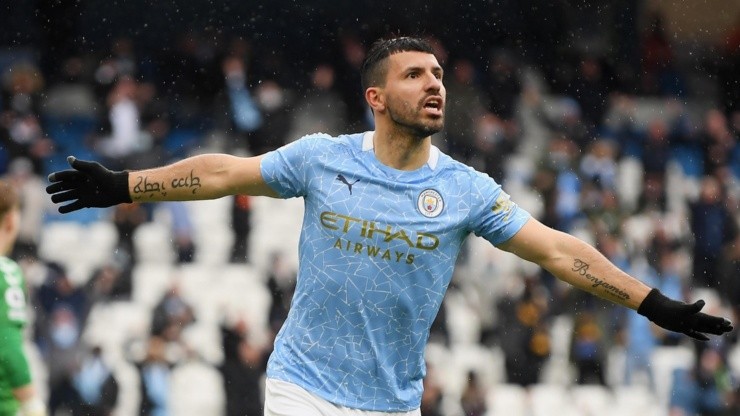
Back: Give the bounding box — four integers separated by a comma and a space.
260, 131, 531, 411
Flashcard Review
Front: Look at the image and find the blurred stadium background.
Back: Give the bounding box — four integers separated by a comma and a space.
1, 1, 739, 415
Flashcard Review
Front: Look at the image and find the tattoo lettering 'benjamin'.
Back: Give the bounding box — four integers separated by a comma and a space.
571, 258, 630, 300
133, 175, 167, 198
171, 170, 201, 194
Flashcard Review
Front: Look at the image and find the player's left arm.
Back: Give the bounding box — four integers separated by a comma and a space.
497, 217, 733, 340
497, 217, 650, 309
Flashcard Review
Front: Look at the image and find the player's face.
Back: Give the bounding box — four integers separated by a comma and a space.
1, 207, 20, 255
383, 51, 445, 138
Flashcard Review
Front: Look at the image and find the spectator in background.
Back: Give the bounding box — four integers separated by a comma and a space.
93, 37, 139, 99
335, 31, 371, 132
642, 118, 672, 179
35, 262, 89, 337
0, 112, 54, 175
1, 62, 45, 116
5, 157, 48, 261
443, 57, 488, 164
496, 275, 551, 386
286, 63, 347, 139
620, 250, 683, 390
94, 76, 150, 170
460, 370, 488, 416
669, 341, 736, 416
546, 135, 583, 232
539, 97, 591, 151
570, 311, 607, 385
71, 345, 118, 416
84, 262, 132, 304
42, 56, 98, 123
131, 81, 172, 169
265, 252, 295, 333
700, 109, 738, 179
34, 263, 90, 414
484, 49, 521, 122
689, 176, 737, 289
473, 111, 520, 183
111, 202, 148, 266
579, 139, 618, 191
155, 31, 222, 125
568, 55, 610, 132
150, 282, 195, 343
248, 78, 294, 154
640, 12, 684, 96
164, 202, 196, 264
219, 317, 269, 416
229, 195, 252, 263
419, 361, 444, 416
135, 336, 173, 416
216, 53, 263, 153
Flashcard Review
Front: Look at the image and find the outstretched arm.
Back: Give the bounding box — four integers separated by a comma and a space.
127, 153, 277, 201
46, 154, 279, 213
497, 217, 733, 340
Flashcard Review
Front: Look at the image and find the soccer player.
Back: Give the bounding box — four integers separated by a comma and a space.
0, 180, 47, 416
46, 37, 732, 415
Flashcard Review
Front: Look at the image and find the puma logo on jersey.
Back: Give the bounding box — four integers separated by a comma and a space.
336, 174, 360, 195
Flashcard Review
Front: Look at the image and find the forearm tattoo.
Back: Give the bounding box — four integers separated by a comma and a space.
170, 170, 202, 194
132, 170, 202, 200
571, 258, 630, 301
133, 175, 167, 199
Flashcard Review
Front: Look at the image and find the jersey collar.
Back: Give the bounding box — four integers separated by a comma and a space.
362, 131, 440, 171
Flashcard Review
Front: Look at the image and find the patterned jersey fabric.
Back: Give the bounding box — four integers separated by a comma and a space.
261, 132, 530, 411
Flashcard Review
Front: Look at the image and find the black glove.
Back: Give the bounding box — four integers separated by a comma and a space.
638, 288, 733, 341
46, 156, 132, 213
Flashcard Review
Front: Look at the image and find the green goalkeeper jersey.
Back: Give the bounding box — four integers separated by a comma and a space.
0, 256, 30, 416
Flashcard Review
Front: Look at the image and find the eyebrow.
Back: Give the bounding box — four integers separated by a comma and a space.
403, 65, 444, 75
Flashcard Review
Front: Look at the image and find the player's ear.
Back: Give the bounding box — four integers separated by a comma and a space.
365, 87, 385, 113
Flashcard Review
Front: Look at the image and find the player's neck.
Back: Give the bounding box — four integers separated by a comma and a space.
372, 128, 431, 171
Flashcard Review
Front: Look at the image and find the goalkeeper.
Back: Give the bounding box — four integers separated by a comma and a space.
0, 180, 47, 416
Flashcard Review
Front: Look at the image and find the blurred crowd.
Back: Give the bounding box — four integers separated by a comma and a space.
0, 8, 739, 416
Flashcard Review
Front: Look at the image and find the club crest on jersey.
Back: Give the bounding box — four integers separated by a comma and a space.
417, 189, 444, 218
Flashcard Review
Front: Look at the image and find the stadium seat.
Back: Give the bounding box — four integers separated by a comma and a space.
529, 384, 573, 416
169, 360, 226, 416
610, 384, 662, 416
181, 321, 224, 364
570, 384, 612, 415
132, 263, 175, 308
652, 346, 695, 408
38, 220, 116, 284
133, 221, 175, 264
109, 361, 141, 416
249, 196, 303, 272
82, 301, 152, 362
486, 384, 529, 416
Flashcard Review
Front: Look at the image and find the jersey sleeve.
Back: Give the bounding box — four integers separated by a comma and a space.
0, 328, 32, 388
467, 170, 531, 245
260, 134, 327, 198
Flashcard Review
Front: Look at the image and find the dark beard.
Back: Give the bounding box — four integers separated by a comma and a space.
387, 102, 444, 138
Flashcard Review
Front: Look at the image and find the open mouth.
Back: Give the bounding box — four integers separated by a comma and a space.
423, 97, 443, 115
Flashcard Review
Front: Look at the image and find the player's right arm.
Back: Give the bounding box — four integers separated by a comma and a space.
128, 153, 278, 202
46, 154, 279, 213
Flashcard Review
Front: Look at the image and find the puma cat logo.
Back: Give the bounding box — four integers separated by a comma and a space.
336, 174, 360, 195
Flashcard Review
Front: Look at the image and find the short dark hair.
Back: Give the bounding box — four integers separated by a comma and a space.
360, 36, 435, 91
